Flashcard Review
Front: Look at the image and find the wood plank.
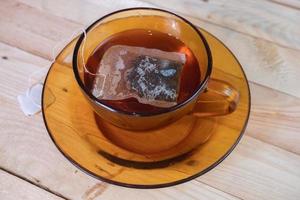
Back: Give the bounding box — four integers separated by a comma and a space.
247, 82, 300, 155
0, 42, 239, 200
15, 0, 300, 98
1, 1, 300, 199
97, 181, 240, 200
0, 43, 50, 101
1, 40, 300, 199
0, 0, 81, 59
187, 19, 300, 99
17, 0, 151, 25
0, 170, 64, 200
199, 135, 300, 200
137, 0, 300, 50
268, 0, 300, 10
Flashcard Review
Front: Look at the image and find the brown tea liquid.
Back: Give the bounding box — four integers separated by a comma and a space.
85, 29, 200, 113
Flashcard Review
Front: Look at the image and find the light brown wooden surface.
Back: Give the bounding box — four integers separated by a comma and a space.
0, 170, 64, 200
269, 0, 300, 9
0, 0, 299, 199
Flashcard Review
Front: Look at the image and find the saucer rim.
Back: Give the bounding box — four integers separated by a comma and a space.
42, 28, 251, 189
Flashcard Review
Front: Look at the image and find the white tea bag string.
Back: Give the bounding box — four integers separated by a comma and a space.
80, 26, 106, 76
18, 27, 107, 116
25, 28, 87, 109
79, 25, 107, 95
27, 28, 87, 87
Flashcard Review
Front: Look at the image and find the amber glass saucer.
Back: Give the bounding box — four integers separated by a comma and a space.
42, 29, 250, 188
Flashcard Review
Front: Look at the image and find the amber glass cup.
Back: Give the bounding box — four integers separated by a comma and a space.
73, 8, 239, 131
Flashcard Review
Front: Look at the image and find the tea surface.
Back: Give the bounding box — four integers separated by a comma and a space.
85, 29, 200, 113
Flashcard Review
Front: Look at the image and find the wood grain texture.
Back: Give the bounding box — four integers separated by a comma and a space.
138, 0, 300, 50
0, 0, 299, 199
0, 170, 64, 200
269, 0, 300, 9
247, 83, 300, 155
0, 0, 81, 59
198, 135, 300, 200
15, 0, 300, 98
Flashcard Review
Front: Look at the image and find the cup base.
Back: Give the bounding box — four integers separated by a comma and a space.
94, 113, 216, 162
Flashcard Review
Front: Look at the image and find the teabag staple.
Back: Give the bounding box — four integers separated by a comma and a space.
92, 45, 186, 108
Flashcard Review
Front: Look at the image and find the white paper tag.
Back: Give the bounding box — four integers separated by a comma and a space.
17, 83, 43, 116
17, 28, 86, 116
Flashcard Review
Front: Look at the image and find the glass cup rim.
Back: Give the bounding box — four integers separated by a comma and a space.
72, 7, 212, 117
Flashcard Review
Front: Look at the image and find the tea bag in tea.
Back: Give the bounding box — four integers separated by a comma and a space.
91, 45, 186, 108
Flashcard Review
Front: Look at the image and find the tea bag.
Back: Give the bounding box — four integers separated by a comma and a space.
92, 45, 186, 107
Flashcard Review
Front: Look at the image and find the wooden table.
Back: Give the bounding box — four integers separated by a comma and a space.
1, 0, 300, 199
